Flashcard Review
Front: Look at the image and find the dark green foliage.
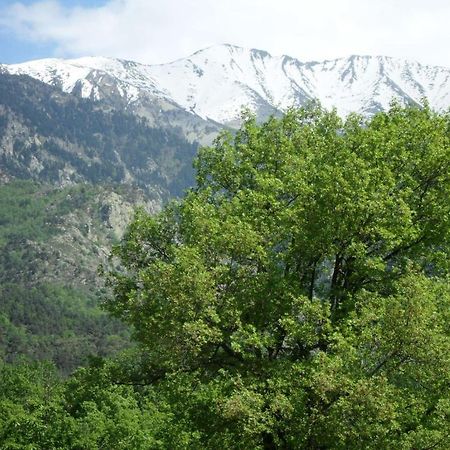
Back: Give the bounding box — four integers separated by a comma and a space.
0, 73, 197, 196
0, 181, 131, 374
0, 359, 201, 449
0, 283, 128, 374
0, 180, 90, 245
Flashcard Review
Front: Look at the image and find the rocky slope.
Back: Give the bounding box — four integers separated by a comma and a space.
0, 180, 158, 373
0, 72, 197, 197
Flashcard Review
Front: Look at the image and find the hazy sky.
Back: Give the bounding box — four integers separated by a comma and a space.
1, 0, 449, 67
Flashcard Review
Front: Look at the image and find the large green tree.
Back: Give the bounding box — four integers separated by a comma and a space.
106, 103, 450, 449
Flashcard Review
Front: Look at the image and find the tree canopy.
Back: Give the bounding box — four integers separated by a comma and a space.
103, 103, 450, 449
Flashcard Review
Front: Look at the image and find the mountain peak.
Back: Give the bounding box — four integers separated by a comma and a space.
4, 46, 450, 125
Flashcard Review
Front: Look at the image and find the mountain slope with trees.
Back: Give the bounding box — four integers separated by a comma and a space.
0, 70, 202, 373
0, 181, 157, 373
0, 73, 203, 372
0, 72, 198, 197
1, 103, 449, 449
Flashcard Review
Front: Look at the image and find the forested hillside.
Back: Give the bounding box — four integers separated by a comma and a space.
0, 181, 157, 373
0, 73, 202, 372
0, 73, 197, 197
1, 104, 449, 449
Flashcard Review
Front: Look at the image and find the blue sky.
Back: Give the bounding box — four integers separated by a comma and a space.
1, 0, 450, 67
0, 0, 107, 63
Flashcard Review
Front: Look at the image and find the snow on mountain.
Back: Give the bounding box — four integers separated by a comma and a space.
5, 44, 450, 125
7, 56, 166, 103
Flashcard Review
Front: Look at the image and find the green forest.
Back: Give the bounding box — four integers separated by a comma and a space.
1, 103, 450, 449
0, 181, 133, 373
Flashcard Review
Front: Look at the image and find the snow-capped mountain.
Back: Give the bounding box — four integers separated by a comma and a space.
4, 44, 450, 126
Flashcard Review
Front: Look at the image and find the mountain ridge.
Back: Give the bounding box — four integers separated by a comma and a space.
4, 44, 450, 126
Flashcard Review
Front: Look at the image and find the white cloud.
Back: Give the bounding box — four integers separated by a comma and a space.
1, 0, 450, 66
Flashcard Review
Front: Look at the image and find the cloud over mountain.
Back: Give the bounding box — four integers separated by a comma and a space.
1, 0, 450, 67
